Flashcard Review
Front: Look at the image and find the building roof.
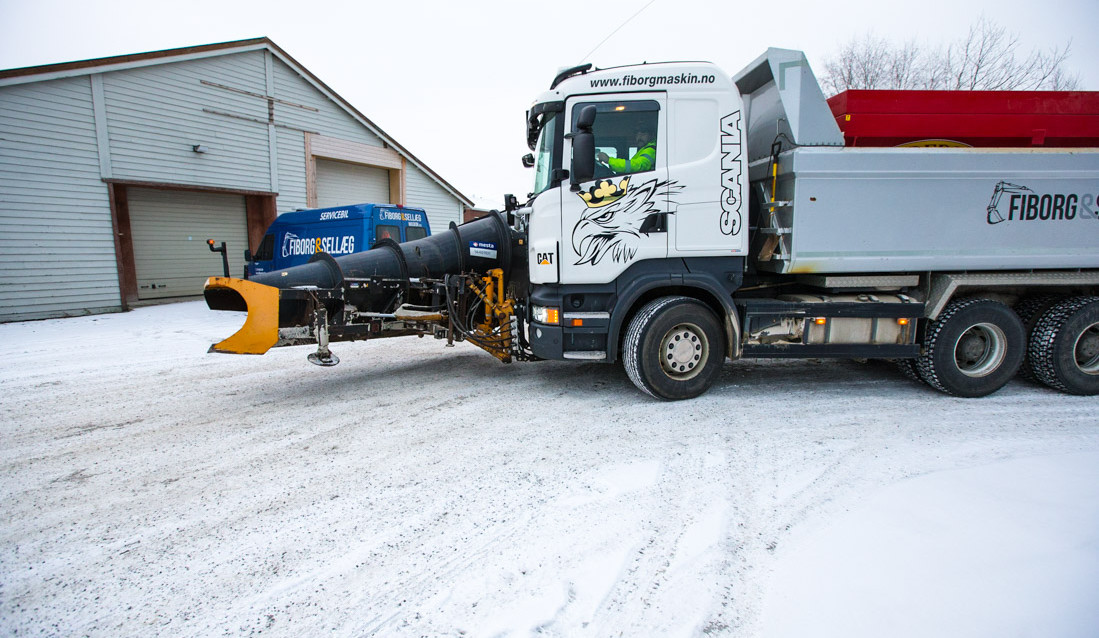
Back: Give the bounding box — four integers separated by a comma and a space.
0, 37, 474, 208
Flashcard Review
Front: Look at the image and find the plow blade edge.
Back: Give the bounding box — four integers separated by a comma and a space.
203, 276, 280, 355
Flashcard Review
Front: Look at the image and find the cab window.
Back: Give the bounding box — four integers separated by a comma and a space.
573, 100, 660, 175
532, 111, 559, 194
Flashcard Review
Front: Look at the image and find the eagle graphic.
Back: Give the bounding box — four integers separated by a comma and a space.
572, 178, 681, 266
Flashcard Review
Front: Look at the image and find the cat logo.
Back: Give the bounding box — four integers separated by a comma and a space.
537, 252, 555, 266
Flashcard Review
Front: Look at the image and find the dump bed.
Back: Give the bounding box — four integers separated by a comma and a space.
734, 49, 1099, 274
752, 146, 1099, 273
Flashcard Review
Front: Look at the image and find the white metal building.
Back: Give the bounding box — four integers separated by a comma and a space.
0, 38, 473, 321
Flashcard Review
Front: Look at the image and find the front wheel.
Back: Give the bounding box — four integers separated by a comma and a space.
622, 296, 725, 400
916, 299, 1025, 397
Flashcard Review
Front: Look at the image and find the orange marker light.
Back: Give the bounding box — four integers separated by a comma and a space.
546, 308, 559, 325
571, 318, 583, 327
814, 317, 827, 325
898, 318, 910, 326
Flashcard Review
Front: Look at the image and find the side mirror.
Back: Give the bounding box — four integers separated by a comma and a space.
570, 105, 597, 188
244, 249, 253, 262
577, 104, 597, 130
521, 153, 535, 168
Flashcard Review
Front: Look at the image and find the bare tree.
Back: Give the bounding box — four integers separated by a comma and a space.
820, 17, 1080, 95
822, 35, 933, 94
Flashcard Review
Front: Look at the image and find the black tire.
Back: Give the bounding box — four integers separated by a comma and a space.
622, 296, 725, 400
1013, 295, 1063, 382
915, 299, 1025, 398
895, 358, 926, 384
1028, 296, 1099, 396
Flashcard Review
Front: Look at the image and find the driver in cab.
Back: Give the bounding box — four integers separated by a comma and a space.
597, 127, 656, 174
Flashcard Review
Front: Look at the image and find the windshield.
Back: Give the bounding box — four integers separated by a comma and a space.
531, 113, 558, 196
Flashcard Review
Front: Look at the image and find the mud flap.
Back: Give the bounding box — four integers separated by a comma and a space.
203, 277, 280, 355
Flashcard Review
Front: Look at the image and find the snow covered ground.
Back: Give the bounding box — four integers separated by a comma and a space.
1, 301, 1096, 637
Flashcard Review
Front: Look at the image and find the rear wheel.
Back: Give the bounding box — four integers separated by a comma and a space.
1029, 296, 1099, 396
895, 358, 926, 384
623, 296, 725, 400
1013, 295, 1062, 382
916, 299, 1025, 397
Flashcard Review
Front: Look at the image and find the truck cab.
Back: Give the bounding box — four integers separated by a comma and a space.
525, 62, 748, 287
246, 203, 430, 277
522, 62, 750, 383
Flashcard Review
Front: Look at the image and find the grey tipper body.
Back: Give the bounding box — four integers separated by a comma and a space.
754, 147, 1099, 274
735, 48, 1099, 275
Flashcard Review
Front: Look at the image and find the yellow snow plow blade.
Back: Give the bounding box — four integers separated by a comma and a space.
203, 277, 280, 355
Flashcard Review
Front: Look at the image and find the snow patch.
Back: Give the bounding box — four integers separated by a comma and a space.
761, 451, 1099, 638
2, 302, 1097, 637
555, 459, 663, 507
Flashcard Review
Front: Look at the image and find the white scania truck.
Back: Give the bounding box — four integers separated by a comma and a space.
204, 49, 1099, 400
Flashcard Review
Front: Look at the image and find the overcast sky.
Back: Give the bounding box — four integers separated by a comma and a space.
2, 0, 1096, 209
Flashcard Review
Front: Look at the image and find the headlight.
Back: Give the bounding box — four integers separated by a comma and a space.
531, 305, 560, 325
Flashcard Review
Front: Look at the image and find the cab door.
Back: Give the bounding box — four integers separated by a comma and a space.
560, 94, 669, 285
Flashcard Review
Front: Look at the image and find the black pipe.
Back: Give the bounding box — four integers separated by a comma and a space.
254, 211, 514, 289
207, 212, 520, 319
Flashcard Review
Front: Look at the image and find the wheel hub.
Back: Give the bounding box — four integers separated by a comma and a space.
660, 323, 708, 380
953, 322, 1007, 377
1075, 322, 1099, 375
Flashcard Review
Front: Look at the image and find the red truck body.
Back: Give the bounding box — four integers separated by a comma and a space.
827, 90, 1099, 147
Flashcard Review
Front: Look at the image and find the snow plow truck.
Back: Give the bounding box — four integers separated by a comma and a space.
204, 48, 1099, 400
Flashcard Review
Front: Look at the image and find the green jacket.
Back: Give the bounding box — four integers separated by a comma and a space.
608, 141, 656, 174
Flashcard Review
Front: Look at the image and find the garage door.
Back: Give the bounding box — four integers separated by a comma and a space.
315, 158, 390, 207
128, 188, 249, 300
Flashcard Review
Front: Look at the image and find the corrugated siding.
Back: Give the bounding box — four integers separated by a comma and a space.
405, 166, 462, 230
0, 76, 120, 322
103, 52, 273, 191
315, 159, 390, 207
127, 188, 248, 299
271, 61, 384, 147
267, 57, 467, 227
276, 128, 307, 212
